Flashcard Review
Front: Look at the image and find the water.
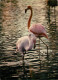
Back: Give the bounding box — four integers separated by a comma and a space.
0, 0, 58, 80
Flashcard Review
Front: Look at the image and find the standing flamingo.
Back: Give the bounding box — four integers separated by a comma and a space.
16, 33, 36, 60
25, 6, 48, 39
25, 6, 48, 57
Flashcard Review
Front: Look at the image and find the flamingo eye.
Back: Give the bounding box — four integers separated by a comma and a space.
29, 34, 31, 37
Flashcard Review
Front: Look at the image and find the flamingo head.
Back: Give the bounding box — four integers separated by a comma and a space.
25, 6, 32, 13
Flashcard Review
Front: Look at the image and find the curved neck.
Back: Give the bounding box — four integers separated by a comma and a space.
28, 38, 34, 50
28, 8, 32, 29
25, 37, 33, 51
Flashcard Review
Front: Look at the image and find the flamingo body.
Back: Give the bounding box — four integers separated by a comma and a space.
16, 34, 36, 55
29, 23, 48, 38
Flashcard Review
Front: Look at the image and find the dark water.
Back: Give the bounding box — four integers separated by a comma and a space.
0, 0, 58, 80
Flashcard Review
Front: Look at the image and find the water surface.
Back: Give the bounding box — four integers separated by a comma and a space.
0, 0, 58, 80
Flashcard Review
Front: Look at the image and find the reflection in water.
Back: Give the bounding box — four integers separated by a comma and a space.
46, 5, 58, 56
45, 5, 58, 79
0, 0, 58, 80
46, 0, 57, 7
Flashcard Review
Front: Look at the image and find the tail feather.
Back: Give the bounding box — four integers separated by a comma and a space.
43, 32, 48, 39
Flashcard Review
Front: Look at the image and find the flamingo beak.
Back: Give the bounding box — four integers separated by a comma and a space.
25, 9, 27, 13
25, 7, 29, 13
34, 43, 36, 49
33, 40, 36, 49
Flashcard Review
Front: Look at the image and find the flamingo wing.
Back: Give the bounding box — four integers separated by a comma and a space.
16, 36, 29, 52
29, 23, 48, 38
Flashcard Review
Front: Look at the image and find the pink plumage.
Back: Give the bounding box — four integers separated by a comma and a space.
16, 34, 36, 55
29, 23, 48, 38
25, 6, 48, 39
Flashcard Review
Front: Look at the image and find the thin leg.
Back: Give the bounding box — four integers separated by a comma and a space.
39, 37, 40, 60
22, 51, 28, 79
22, 53, 24, 61
22, 52, 25, 78
40, 38, 48, 58
22, 51, 27, 68
39, 38, 41, 69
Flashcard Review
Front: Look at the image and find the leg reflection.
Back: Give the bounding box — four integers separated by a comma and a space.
22, 52, 28, 80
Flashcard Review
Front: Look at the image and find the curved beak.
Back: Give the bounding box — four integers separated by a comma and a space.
34, 43, 36, 49
33, 40, 36, 49
25, 9, 27, 13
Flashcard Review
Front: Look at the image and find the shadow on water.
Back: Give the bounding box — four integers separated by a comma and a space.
0, 61, 29, 80
46, 4, 58, 54
0, 0, 58, 80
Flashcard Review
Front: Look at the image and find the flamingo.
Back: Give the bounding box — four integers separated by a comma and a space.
16, 33, 36, 60
25, 6, 48, 39
25, 6, 48, 57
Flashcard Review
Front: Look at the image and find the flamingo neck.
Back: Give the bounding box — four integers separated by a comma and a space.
25, 38, 33, 51
28, 39, 34, 50
28, 8, 32, 29
28, 34, 36, 50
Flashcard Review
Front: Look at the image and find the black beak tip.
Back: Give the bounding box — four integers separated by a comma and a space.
34, 44, 36, 49
25, 9, 27, 13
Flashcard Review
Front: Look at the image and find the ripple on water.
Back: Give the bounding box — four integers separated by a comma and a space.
0, 0, 58, 80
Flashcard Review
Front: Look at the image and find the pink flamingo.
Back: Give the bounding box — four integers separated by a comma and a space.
16, 33, 36, 60
25, 6, 48, 39
25, 6, 48, 57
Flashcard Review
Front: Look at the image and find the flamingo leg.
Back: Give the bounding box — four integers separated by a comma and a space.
39, 37, 42, 69
39, 38, 48, 58
39, 37, 40, 60
22, 51, 28, 79
22, 52, 25, 78
22, 51, 26, 65
22, 53, 24, 61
